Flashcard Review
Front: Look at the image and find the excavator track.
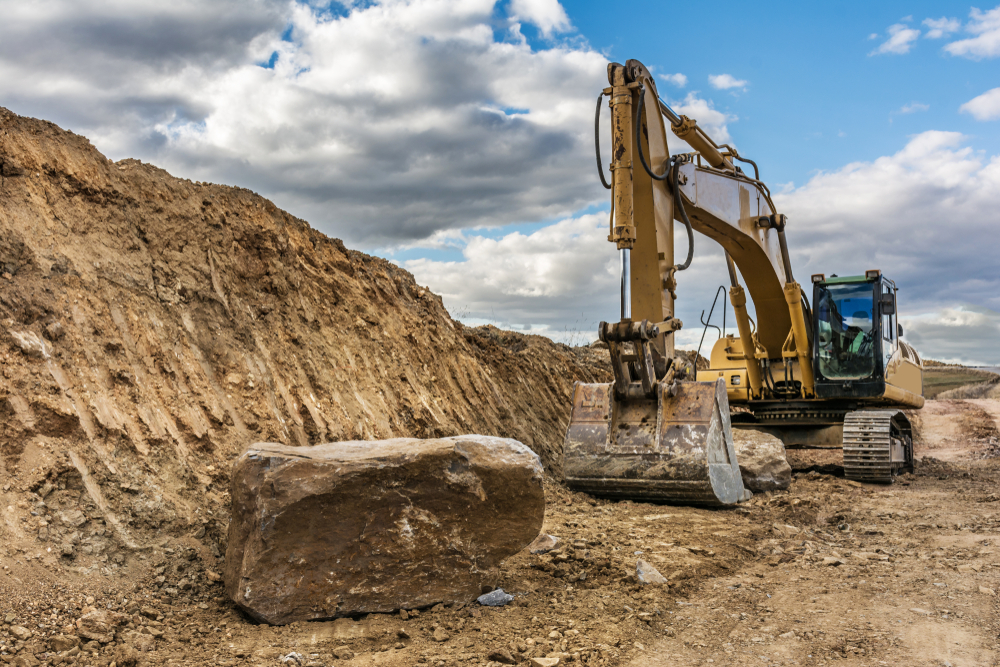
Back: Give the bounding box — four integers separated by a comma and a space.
842, 410, 913, 483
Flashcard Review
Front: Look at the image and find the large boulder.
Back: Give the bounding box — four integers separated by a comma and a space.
225, 435, 544, 625
732, 428, 792, 492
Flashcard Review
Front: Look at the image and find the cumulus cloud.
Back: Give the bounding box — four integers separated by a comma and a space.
923, 16, 961, 39
870, 23, 921, 55
659, 73, 687, 87
403, 214, 617, 341
405, 130, 1000, 362
508, 0, 571, 36
671, 93, 736, 145
708, 74, 748, 90
960, 87, 1000, 120
0, 0, 604, 247
902, 306, 1000, 365
776, 131, 1000, 324
945, 5, 1000, 58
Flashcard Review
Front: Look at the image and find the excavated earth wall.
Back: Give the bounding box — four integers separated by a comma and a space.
0, 107, 611, 568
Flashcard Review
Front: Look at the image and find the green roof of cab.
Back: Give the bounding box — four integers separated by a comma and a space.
820, 275, 873, 286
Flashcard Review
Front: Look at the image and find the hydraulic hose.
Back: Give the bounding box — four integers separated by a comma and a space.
672, 157, 694, 271
634, 87, 670, 182
595, 93, 612, 190
634, 85, 694, 270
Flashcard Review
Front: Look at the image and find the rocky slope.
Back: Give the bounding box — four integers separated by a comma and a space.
0, 107, 610, 570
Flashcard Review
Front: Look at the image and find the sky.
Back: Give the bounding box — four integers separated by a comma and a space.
1, 0, 999, 363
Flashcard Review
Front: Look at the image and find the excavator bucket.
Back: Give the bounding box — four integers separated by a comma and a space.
563, 377, 747, 506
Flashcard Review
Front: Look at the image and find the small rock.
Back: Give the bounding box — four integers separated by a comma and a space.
280, 653, 304, 665
477, 588, 514, 607
636, 559, 668, 584
49, 634, 80, 652
979, 586, 996, 596
397, 629, 410, 639
399, 609, 409, 620
528, 533, 560, 554
332, 646, 354, 660
822, 557, 844, 567
10, 625, 32, 640
140, 606, 158, 620
488, 648, 516, 664
432, 627, 450, 642
529, 658, 560, 667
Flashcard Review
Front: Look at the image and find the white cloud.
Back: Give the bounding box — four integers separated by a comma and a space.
960, 87, 1000, 120
903, 306, 1000, 365
708, 74, 747, 90
0, 0, 605, 247
923, 16, 960, 39
775, 131, 1000, 325
672, 93, 736, 145
403, 214, 617, 341
945, 5, 1000, 58
870, 23, 921, 55
409, 131, 1000, 362
898, 102, 929, 114
659, 72, 687, 87
508, 0, 571, 36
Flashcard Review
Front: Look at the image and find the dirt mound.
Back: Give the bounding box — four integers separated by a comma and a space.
0, 107, 610, 574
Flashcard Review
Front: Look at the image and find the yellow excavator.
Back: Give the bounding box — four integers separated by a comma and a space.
563, 60, 924, 504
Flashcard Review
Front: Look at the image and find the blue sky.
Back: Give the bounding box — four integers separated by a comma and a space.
1, 0, 998, 362
567, 0, 1000, 183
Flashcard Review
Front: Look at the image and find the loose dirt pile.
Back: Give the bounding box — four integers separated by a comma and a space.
2, 108, 999, 667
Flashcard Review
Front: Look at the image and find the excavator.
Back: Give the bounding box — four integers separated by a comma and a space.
562, 60, 924, 504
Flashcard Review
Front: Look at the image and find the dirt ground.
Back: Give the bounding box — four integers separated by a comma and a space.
2, 400, 998, 667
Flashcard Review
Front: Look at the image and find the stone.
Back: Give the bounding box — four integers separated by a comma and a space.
225, 436, 544, 625
49, 635, 80, 652
979, 586, 997, 596
477, 588, 514, 607
732, 429, 792, 492
528, 534, 559, 554
488, 648, 516, 664
76, 609, 125, 644
822, 557, 844, 566
636, 559, 668, 584
332, 646, 354, 660
11, 654, 40, 667
9, 625, 32, 640
529, 658, 560, 667
432, 627, 450, 642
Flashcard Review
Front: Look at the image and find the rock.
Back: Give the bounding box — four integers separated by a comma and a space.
9, 625, 32, 640
488, 648, 516, 664
122, 629, 156, 652
76, 609, 125, 644
332, 646, 354, 660
732, 429, 792, 491
225, 436, 544, 625
528, 533, 560, 554
822, 557, 844, 566
11, 654, 40, 667
432, 627, 450, 642
477, 588, 515, 607
636, 559, 668, 584
280, 653, 304, 665
529, 658, 560, 667
49, 634, 80, 651
979, 586, 996, 596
